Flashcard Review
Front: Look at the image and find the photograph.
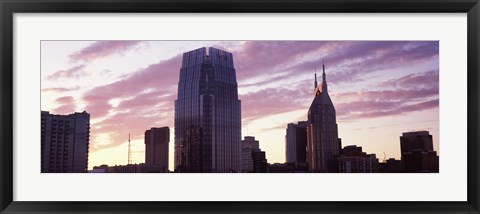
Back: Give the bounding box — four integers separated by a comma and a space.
2, 0, 478, 212
40, 41, 440, 173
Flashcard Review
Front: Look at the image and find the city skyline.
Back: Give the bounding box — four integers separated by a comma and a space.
41, 41, 439, 171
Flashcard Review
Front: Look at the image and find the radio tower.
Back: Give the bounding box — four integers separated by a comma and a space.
128, 133, 132, 165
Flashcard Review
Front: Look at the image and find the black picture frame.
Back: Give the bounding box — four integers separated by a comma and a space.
1, 0, 479, 213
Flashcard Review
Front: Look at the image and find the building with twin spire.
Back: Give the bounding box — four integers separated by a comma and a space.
307, 62, 341, 173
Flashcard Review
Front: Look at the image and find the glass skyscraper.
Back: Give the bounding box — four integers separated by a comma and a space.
307, 63, 340, 173
174, 47, 241, 173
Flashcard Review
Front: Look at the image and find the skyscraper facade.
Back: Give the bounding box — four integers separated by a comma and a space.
306, 63, 340, 173
400, 131, 434, 155
337, 145, 379, 173
241, 136, 267, 173
41, 111, 90, 173
285, 121, 308, 166
174, 47, 242, 173
144, 127, 169, 172
242, 136, 259, 150
400, 131, 439, 172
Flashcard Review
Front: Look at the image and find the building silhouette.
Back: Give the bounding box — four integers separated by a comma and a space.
241, 136, 267, 173
306, 63, 340, 173
337, 145, 379, 173
145, 127, 169, 173
378, 158, 403, 173
174, 47, 242, 173
41, 111, 90, 173
400, 131, 439, 172
267, 163, 296, 173
91, 164, 164, 173
242, 136, 259, 149
285, 121, 308, 167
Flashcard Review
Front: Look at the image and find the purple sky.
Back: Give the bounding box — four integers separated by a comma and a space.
41, 41, 439, 170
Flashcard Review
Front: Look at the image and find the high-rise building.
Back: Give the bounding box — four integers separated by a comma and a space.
91, 164, 165, 173
241, 136, 267, 173
400, 131, 439, 172
174, 47, 242, 173
242, 136, 259, 150
400, 131, 434, 155
41, 111, 90, 173
306, 63, 340, 173
251, 150, 268, 173
285, 121, 308, 166
378, 158, 403, 173
337, 145, 379, 173
145, 127, 169, 173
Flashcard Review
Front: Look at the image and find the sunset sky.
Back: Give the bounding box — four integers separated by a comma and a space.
40, 41, 439, 171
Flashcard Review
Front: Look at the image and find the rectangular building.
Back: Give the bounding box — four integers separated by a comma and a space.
337, 145, 379, 173
285, 121, 308, 166
145, 127, 170, 173
241, 136, 267, 173
41, 111, 90, 173
92, 164, 165, 173
400, 131, 439, 172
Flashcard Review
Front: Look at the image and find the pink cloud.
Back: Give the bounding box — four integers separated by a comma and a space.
47, 64, 86, 80
229, 41, 329, 81
41, 86, 80, 93
90, 105, 174, 152
332, 70, 439, 120
280, 41, 438, 84
377, 69, 439, 89
336, 99, 438, 120
82, 54, 181, 118
333, 88, 438, 103
240, 84, 312, 124
69, 41, 144, 62
80, 55, 181, 152
52, 96, 76, 114
116, 90, 175, 111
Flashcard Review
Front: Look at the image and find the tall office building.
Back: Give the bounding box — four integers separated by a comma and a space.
174, 47, 242, 173
145, 127, 169, 173
337, 145, 379, 173
400, 131, 439, 172
242, 136, 259, 150
285, 121, 308, 166
41, 111, 90, 173
306, 63, 340, 173
241, 136, 267, 173
400, 131, 434, 155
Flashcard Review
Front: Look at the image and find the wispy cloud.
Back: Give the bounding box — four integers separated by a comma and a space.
240, 85, 311, 124
47, 64, 86, 80
52, 96, 76, 114
235, 41, 439, 88
333, 70, 439, 120
42, 86, 81, 93
82, 54, 181, 118
69, 41, 144, 62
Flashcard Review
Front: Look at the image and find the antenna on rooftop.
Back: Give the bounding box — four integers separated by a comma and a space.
128, 133, 132, 165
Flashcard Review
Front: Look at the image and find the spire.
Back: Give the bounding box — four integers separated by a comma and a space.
314, 67, 318, 89
322, 58, 326, 84
128, 133, 132, 165
322, 58, 328, 93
